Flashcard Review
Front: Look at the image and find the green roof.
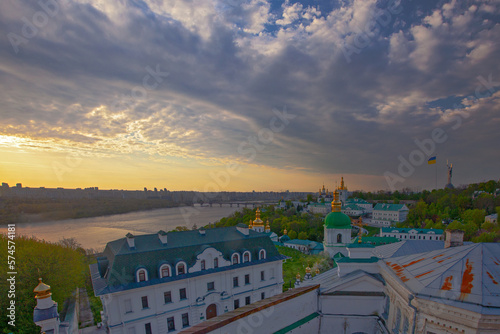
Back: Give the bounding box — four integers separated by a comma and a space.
352, 236, 400, 245
336, 257, 379, 263
273, 312, 320, 334
373, 203, 408, 211
342, 203, 364, 210
95, 226, 283, 291
380, 227, 444, 235
345, 198, 371, 205
324, 211, 351, 229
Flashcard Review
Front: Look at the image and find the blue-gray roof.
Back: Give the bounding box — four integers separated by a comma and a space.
33, 304, 58, 323
91, 226, 285, 295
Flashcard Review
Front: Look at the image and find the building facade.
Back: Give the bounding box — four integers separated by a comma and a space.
380, 227, 444, 241
372, 203, 409, 226
90, 226, 285, 334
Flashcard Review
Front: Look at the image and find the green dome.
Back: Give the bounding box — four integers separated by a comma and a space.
324, 211, 351, 229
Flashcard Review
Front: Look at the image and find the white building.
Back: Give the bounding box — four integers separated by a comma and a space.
249, 208, 278, 242
372, 203, 409, 226
307, 202, 330, 214
344, 197, 373, 213
341, 203, 365, 217
182, 231, 500, 334
323, 189, 353, 257
380, 227, 444, 241
90, 225, 285, 334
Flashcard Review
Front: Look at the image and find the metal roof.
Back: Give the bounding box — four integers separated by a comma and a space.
374, 240, 446, 258
382, 243, 500, 313
380, 227, 444, 235
373, 203, 408, 211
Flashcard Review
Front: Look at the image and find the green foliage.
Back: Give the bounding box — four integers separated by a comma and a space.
288, 230, 298, 240
277, 246, 333, 291
0, 235, 88, 333
298, 232, 308, 240
0, 198, 180, 225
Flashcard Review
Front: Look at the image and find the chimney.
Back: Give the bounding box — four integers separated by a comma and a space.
199, 228, 206, 236
444, 229, 464, 248
126, 233, 135, 249
158, 230, 168, 245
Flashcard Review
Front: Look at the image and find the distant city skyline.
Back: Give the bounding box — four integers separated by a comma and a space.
1, 0, 499, 192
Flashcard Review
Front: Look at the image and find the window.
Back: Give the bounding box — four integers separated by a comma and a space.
259, 249, 266, 260
243, 251, 250, 263
337, 233, 342, 243
245, 274, 250, 285
234, 299, 240, 309
201, 260, 206, 270
164, 291, 172, 304
145, 323, 152, 334
233, 276, 239, 287
179, 288, 187, 300
160, 265, 170, 278
182, 313, 189, 328
207, 281, 215, 291
167, 317, 175, 332
261, 292, 265, 300
177, 263, 185, 275
245, 296, 251, 305
124, 299, 132, 313
141, 296, 148, 309
137, 269, 147, 282
261, 270, 266, 281
214, 258, 218, 268
232, 254, 239, 265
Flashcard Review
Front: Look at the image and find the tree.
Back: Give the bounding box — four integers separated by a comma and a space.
461, 209, 485, 228
288, 230, 298, 240
298, 232, 308, 240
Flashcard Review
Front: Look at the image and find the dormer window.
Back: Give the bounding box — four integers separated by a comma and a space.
160, 264, 171, 278
177, 263, 186, 275
259, 249, 266, 260
137, 269, 148, 282
243, 251, 251, 263
232, 254, 239, 265
214, 258, 218, 268
201, 260, 206, 270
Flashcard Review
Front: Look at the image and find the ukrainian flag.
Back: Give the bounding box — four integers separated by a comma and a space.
428, 156, 437, 164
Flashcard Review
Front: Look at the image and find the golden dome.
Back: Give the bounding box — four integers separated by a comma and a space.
296, 273, 301, 279
253, 208, 264, 226
305, 266, 311, 274
265, 219, 270, 229
283, 228, 288, 235
34, 278, 52, 299
248, 219, 253, 228
331, 189, 342, 212
315, 268, 320, 274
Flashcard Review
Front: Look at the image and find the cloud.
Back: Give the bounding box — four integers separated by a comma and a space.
0, 0, 499, 190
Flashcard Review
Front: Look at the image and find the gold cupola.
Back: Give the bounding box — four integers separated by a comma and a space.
331, 189, 342, 212
253, 208, 264, 226
34, 278, 52, 299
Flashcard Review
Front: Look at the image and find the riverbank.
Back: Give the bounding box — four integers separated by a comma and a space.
0, 197, 183, 225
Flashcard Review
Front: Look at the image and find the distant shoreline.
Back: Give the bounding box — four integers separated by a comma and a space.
0, 197, 185, 225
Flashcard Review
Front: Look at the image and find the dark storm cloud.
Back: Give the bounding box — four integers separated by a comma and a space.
0, 0, 499, 188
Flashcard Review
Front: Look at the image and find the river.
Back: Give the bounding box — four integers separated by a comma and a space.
12, 205, 241, 250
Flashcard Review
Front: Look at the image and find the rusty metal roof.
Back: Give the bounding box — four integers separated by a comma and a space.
383, 243, 500, 313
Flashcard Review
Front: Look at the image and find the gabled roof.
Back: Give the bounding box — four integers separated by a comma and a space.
352, 236, 399, 246
93, 226, 284, 293
283, 239, 323, 250
382, 243, 500, 313
373, 203, 408, 211
342, 204, 364, 211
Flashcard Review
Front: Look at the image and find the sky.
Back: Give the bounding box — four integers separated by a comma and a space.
0, 0, 499, 192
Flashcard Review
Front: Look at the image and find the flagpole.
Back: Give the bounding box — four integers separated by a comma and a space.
435, 162, 437, 190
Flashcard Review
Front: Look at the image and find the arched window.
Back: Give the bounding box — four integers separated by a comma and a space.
177, 262, 186, 275
259, 249, 266, 260
201, 260, 206, 270
137, 269, 148, 282
214, 258, 218, 268
232, 254, 239, 265
243, 251, 251, 263
160, 264, 171, 278
337, 233, 342, 243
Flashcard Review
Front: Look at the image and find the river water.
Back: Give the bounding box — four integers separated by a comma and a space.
12, 206, 241, 250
